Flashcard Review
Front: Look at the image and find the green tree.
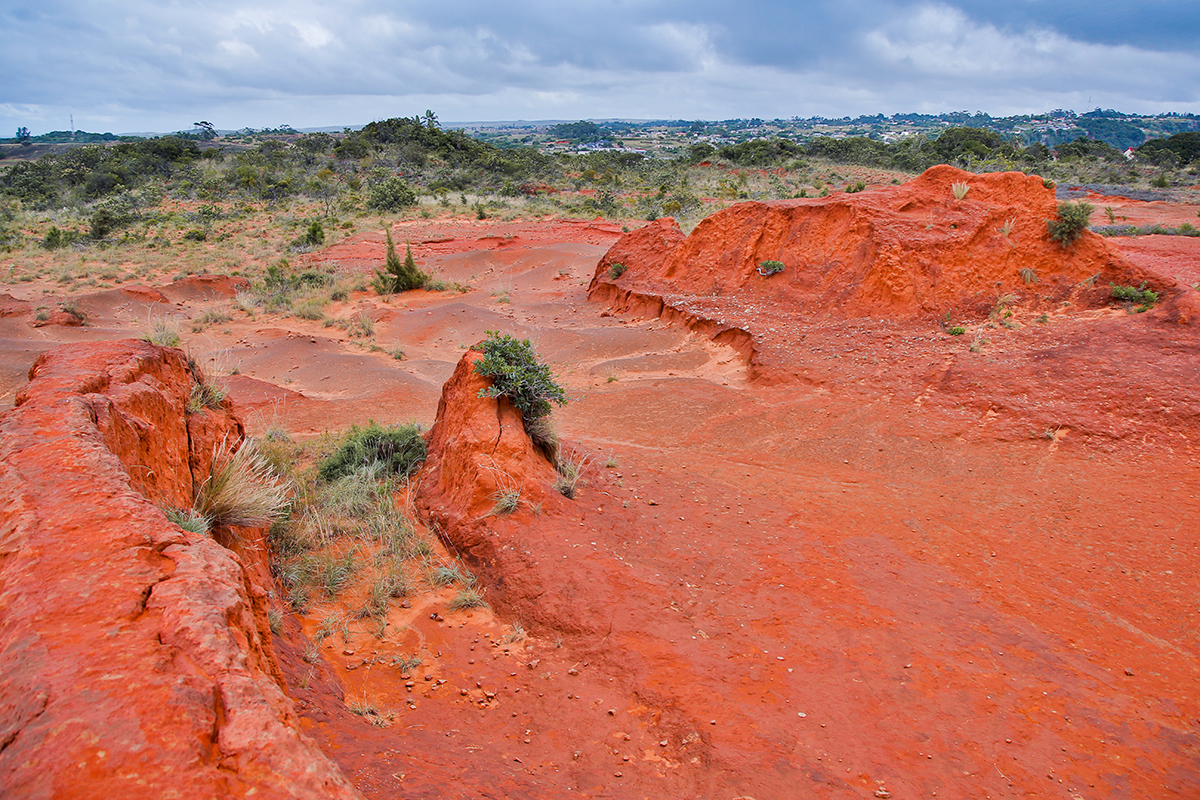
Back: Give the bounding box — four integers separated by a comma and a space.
368, 176, 417, 211
15, 127, 31, 144
373, 230, 427, 293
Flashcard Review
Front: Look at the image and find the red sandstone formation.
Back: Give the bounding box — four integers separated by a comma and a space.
591, 165, 1178, 320
0, 340, 360, 799
415, 346, 560, 591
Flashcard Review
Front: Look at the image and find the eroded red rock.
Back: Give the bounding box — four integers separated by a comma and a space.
591, 166, 1181, 320
0, 339, 360, 799
415, 346, 559, 589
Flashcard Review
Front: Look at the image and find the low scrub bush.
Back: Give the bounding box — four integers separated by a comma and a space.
757, 260, 785, 276
317, 422, 426, 482
1047, 200, 1095, 247
1110, 282, 1159, 307
473, 331, 566, 423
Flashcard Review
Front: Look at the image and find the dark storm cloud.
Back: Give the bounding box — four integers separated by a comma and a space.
2, 0, 1197, 133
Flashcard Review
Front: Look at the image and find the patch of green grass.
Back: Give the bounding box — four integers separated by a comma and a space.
490, 488, 521, 515
449, 588, 487, 611
947, 326, 966, 336
317, 422, 426, 482
164, 506, 211, 536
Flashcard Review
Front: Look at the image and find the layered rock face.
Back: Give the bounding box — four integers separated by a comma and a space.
591, 165, 1169, 319
0, 340, 360, 799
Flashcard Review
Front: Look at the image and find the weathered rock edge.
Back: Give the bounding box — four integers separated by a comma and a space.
589, 167, 1197, 380
0, 339, 362, 800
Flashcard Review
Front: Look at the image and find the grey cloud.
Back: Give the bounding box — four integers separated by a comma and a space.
1, 0, 1197, 134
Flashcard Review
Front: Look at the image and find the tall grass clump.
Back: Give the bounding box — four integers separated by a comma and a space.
194, 438, 291, 531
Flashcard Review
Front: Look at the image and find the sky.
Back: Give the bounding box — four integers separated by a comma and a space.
3, 0, 1199, 136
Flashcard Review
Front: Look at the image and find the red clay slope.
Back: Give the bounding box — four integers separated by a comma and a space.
591, 165, 1176, 320
0, 340, 360, 799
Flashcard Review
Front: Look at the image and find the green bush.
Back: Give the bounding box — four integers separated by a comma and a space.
373, 230, 427, 293
318, 422, 427, 482
303, 220, 325, 246
607, 261, 627, 279
368, 176, 417, 211
757, 260, 785, 276
473, 331, 566, 422
1110, 283, 1159, 306
1047, 201, 1095, 247
947, 326, 966, 336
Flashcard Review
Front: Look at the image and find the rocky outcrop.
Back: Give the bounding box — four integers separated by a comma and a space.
592, 165, 1177, 320
0, 339, 361, 799
415, 346, 560, 589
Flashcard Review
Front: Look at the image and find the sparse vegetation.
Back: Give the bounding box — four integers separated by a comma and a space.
757, 260, 785, 276
194, 438, 290, 534
1110, 282, 1159, 311
608, 261, 627, 279
951, 182, 970, 200
1047, 200, 1095, 247
473, 331, 567, 423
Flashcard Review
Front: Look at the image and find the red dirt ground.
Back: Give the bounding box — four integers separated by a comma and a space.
1, 189, 1197, 798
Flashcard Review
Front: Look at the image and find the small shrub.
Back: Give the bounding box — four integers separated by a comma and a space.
1018, 267, 1038, 285
304, 221, 325, 246
473, 331, 566, 423
373, 230, 427, 294
1151, 173, 1171, 188
42, 226, 80, 250
846, 181, 866, 193
757, 260, 785, 276
947, 326, 966, 336
608, 262, 627, 279
1047, 201, 1095, 247
367, 177, 417, 211
1110, 282, 1159, 306
317, 422, 426, 482
951, 182, 970, 200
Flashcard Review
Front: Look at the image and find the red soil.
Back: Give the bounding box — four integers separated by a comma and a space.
2, 169, 1198, 798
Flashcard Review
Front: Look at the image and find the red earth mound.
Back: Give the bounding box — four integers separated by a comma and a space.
0, 340, 359, 799
415, 346, 561, 589
592, 166, 1179, 321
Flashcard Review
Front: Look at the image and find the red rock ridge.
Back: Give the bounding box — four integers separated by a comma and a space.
0, 339, 361, 799
414, 346, 561, 603
592, 165, 1179, 320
